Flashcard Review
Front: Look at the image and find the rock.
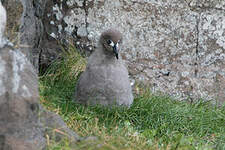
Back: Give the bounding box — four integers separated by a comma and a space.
0, 44, 46, 150
0, 3, 79, 150
4, 0, 225, 103
195, 9, 225, 103
20, 0, 46, 70
0, 1, 7, 48
40, 107, 79, 143
188, 0, 225, 10
36, 0, 225, 104
2, 0, 23, 42
2, 0, 45, 71
85, 0, 199, 102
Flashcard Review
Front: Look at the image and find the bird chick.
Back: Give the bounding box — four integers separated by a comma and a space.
74, 29, 133, 107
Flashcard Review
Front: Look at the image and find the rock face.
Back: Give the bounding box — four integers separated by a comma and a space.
35, 0, 225, 104
0, 3, 79, 150
0, 1, 7, 48
2, 0, 45, 70
3, 0, 225, 103
0, 2, 44, 149
0, 45, 79, 150
0, 45, 45, 149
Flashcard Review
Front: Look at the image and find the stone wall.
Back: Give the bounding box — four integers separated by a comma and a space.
4, 0, 225, 104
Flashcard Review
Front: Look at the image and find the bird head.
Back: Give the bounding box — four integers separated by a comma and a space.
100, 29, 122, 59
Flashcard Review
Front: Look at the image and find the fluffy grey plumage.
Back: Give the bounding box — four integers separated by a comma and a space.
74, 29, 133, 107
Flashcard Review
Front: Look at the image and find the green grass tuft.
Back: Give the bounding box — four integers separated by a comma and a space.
39, 45, 225, 150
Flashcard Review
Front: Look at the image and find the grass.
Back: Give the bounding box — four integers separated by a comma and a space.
39, 45, 225, 150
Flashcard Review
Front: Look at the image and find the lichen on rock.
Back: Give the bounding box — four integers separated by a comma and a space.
33, 0, 225, 104
0, 2, 80, 149
0, 1, 7, 48
3, 0, 225, 104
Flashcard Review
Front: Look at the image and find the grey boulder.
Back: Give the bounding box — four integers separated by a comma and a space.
0, 3, 79, 149
0, 44, 46, 150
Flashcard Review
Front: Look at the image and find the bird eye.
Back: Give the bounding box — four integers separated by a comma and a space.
107, 39, 112, 45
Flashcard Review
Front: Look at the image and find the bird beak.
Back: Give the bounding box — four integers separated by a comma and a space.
113, 45, 118, 59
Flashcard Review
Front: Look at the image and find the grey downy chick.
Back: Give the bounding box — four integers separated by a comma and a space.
74, 29, 133, 107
